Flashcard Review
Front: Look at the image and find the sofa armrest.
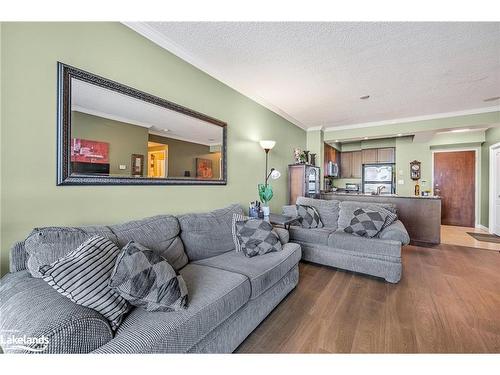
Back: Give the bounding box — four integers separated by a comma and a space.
272, 227, 289, 244
378, 220, 410, 245
9, 241, 28, 272
0, 271, 113, 353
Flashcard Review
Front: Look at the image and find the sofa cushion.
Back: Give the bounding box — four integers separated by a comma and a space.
344, 207, 396, 238
296, 197, 339, 229
39, 236, 130, 330
109, 241, 188, 312
110, 215, 187, 271
194, 242, 301, 299
338, 200, 397, 230
296, 204, 324, 228
178, 204, 244, 261
24, 225, 117, 278
328, 231, 401, 259
235, 218, 282, 258
93, 263, 251, 353
289, 226, 336, 245
0, 271, 113, 353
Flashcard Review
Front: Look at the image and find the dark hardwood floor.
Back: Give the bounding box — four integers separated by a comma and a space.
236, 243, 500, 353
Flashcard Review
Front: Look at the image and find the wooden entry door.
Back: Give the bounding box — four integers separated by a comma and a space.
434, 151, 475, 227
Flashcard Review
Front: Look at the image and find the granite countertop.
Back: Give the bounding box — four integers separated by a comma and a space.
320, 191, 441, 200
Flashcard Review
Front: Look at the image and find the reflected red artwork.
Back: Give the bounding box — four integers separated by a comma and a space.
71, 138, 109, 164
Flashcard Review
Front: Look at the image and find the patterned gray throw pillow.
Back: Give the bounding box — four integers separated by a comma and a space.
39, 236, 130, 330
109, 241, 188, 312
235, 218, 282, 257
344, 207, 397, 238
296, 204, 324, 228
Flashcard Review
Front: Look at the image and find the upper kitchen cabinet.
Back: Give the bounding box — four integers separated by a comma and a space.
377, 147, 395, 163
361, 147, 395, 164
323, 143, 340, 177
362, 148, 378, 164
352, 151, 362, 178
340, 151, 362, 178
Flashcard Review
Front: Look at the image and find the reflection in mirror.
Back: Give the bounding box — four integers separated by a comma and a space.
68, 77, 223, 182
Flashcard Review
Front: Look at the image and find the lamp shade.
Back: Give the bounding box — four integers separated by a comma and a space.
270, 169, 281, 180
259, 140, 276, 150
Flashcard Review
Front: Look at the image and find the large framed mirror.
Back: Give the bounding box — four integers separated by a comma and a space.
56, 62, 227, 185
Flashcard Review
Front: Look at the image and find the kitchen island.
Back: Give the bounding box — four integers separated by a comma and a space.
320, 192, 441, 244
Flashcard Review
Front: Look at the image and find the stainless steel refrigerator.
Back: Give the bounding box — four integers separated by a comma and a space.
362, 163, 396, 194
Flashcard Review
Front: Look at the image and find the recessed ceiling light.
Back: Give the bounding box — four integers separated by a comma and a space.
335, 139, 339, 142
397, 133, 403, 137
483, 96, 500, 102
364, 137, 369, 140
360, 95, 370, 100
450, 128, 471, 133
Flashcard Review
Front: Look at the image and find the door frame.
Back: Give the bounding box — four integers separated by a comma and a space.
488, 142, 500, 233
431, 147, 481, 227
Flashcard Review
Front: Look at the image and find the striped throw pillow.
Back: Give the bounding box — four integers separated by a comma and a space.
39, 236, 130, 330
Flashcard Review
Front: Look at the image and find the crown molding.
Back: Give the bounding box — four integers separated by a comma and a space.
306, 126, 324, 132
123, 22, 307, 130
323, 106, 500, 132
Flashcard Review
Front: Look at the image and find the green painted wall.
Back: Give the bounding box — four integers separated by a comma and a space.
480, 126, 500, 227
72, 111, 149, 176
148, 134, 221, 178
0, 22, 306, 275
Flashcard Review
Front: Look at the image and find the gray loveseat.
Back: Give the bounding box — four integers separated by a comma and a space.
283, 197, 410, 283
0, 204, 301, 354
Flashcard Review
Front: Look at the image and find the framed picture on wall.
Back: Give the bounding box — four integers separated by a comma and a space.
131, 154, 144, 177
196, 158, 213, 178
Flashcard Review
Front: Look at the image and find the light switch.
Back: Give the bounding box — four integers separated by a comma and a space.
398, 179, 404, 185
119, 165, 127, 170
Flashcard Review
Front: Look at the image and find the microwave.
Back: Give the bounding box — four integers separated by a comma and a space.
326, 161, 339, 177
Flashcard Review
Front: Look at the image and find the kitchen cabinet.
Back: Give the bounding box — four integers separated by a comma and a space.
323, 143, 340, 177
340, 152, 351, 178
352, 151, 362, 178
361, 147, 395, 164
362, 148, 378, 164
377, 147, 395, 163
339, 151, 362, 178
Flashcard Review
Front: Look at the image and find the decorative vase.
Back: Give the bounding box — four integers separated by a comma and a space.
310, 153, 316, 166
293, 148, 302, 164
262, 205, 270, 217
303, 150, 310, 164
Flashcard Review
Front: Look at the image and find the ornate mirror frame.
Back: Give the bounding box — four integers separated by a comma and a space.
56, 62, 227, 185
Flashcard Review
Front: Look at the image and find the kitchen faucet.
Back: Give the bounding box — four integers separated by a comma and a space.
375, 185, 386, 195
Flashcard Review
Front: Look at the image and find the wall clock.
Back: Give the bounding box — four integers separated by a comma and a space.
410, 160, 421, 180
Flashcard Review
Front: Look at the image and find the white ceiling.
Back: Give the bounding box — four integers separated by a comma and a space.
126, 22, 500, 130
71, 79, 223, 146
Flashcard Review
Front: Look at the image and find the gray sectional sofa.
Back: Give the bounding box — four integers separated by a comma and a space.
283, 197, 410, 283
0, 204, 301, 354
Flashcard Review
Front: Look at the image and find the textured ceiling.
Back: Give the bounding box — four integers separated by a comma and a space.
129, 22, 500, 129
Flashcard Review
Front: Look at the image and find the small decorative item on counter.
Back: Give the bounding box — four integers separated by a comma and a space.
293, 148, 302, 164
310, 153, 316, 166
